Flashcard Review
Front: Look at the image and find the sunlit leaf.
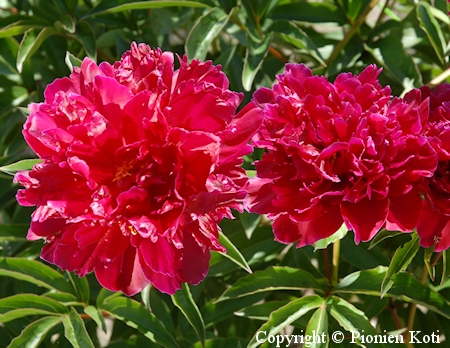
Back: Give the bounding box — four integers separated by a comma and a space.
8, 316, 62, 348
247, 296, 323, 348
61, 308, 95, 348
84, 0, 210, 18
172, 283, 205, 346
381, 234, 420, 297
17, 27, 57, 73
217, 231, 252, 274
0, 159, 42, 175
101, 297, 179, 348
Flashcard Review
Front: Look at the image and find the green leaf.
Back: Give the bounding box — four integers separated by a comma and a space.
442, 249, 450, 286
8, 316, 62, 348
17, 27, 57, 73
368, 229, 403, 250
61, 308, 95, 348
149, 289, 176, 334
235, 300, 289, 321
216, 266, 325, 302
0, 20, 46, 39
242, 33, 272, 91
0, 257, 75, 294
217, 231, 252, 274
304, 305, 328, 348
328, 296, 378, 348
101, 297, 179, 348
0, 159, 42, 175
334, 266, 450, 318
239, 212, 261, 240
67, 272, 90, 304
313, 223, 347, 251
0, 294, 67, 323
65, 51, 82, 72
247, 296, 324, 348
202, 293, 267, 328
365, 36, 422, 89
84, 306, 107, 333
0, 224, 29, 242
172, 283, 205, 347
75, 21, 96, 61
84, 0, 210, 18
417, 1, 446, 66
186, 7, 233, 61
270, 20, 325, 66
96, 288, 122, 307
381, 234, 420, 297
424, 247, 435, 281
271, 2, 347, 24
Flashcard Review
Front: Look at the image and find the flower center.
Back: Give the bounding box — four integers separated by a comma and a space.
113, 159, 138, 182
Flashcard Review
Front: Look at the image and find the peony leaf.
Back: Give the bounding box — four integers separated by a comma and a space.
381, 234, 420, 297
235, 300, 290, 321
368, 229, 403, 250
217, 231, 252, 274
65, 51, 82, 72
328, 296, 379, 348
304, 305, 328, 348
83, 0, 210, 18
0, 224, 29, 242
0, 19, 46, 39
202, 293, 267, 328
242, 33, 272, 91
0, 257, 75, 295
0, 294, 67, 323
185, 7, 234, 61
84, 306, 107, 333
313, 223, 348, 251
191, 338, 249, 348
96, 288, 122, 308
424, 247, 435, 281
149, 289, 176, 335
172, 283, 205, 347
239, 211, 261, 240
101, 297, 180, 348
75, 20, 96, 61
417, 2, 446, 67
0, 159, 42, 175
17, 27, 57, 73
270, 20, 325, 66
8, 316, 62, 348
67, 272, 90, 304
334, 266, 450, 319
216, 266, 325, 302
364, 36, 422, 90
61, 308, 95, 348
271, 1, 347, 24
442, 249, 450, 287
247, 296, 324, 348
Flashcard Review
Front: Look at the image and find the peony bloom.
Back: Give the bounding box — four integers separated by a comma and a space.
415, 84, 450, 251
245, 64, 437, 247
15, 42, 263, 296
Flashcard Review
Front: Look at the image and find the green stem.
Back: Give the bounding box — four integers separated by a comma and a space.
406, 265, 429, 347
331, 239, 341, 286
325, 0, 379, 67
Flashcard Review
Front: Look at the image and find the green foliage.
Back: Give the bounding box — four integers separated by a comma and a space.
1, 0, 450, 347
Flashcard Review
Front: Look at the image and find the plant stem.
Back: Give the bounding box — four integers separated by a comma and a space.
331, 239, 341, 286
325, 0, 379, 67
406, 265, 429, 347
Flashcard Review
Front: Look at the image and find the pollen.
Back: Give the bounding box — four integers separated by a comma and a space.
113, 159, 137, 182
128, 225, 138, 235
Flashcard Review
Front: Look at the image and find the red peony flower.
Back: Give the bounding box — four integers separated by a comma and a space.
245, 64, 437, 247
15, 42, 263, 296
415, 84, 450, 251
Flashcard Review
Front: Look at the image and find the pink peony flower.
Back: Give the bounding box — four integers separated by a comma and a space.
245, 64, 437, 247
415, 84, 450, 251
15, 42, 263, 296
